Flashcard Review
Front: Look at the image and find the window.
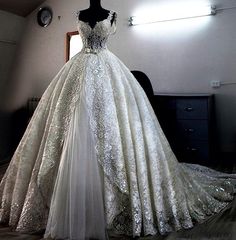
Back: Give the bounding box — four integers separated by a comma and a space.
66, 31, 83, 61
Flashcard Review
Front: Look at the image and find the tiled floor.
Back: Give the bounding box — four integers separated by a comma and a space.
0, 162, 235, 239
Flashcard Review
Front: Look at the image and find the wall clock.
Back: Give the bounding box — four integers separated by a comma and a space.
37, 7, 53, 27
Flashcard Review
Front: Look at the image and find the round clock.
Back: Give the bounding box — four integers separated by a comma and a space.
37, 7, 53, 27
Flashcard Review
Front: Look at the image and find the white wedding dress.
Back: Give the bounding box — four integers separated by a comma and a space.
0, 10, 236, 240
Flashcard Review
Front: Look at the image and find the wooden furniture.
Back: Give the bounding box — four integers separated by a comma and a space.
153, 94, 215, 164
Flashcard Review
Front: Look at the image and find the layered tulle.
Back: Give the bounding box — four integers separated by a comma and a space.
44, 84, 107, 239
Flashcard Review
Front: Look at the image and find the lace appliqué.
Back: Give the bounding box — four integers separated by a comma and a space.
84, 55, 129, 194
0, 54, 87, 232
76, 10, 116, 54
37, 54, 86, 201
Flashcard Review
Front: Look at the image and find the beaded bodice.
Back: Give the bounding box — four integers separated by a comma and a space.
76, 11, 116, 54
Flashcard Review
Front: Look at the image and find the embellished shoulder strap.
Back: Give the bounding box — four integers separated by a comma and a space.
108, 10, 117, 25
109, 11, 117, 34
108, 10, 113, 20
75, 10, 80, 22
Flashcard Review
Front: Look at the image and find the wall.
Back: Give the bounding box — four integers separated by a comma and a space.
0, 10, 26, 162
0, 10, 25, 96
5, 0, 236, 153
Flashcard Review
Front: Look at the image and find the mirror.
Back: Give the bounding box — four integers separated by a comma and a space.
66, 31, 83, 61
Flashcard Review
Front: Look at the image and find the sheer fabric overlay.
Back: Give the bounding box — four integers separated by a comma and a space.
0, 9, 235, 240
44, 87, 107, 240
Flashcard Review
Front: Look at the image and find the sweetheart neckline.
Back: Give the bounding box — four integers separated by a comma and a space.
77, 18, 111, 30
77, 10, 114, 30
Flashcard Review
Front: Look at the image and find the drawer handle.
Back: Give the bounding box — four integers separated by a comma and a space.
186, 147, 198, 152
184, 128, 195, 133
184, 107, 194, 112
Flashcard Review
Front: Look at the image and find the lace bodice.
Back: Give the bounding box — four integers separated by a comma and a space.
76, 11, 116, 54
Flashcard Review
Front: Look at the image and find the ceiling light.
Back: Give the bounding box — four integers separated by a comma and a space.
129, 5, 216, 26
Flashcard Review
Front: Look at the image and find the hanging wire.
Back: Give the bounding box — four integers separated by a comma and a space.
220, 82, 236, 86
0, 39, 17, 45
215, 6, 236, 12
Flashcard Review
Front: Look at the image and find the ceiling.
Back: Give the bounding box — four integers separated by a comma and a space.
0, 0, 46, 17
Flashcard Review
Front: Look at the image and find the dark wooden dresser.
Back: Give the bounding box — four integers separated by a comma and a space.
152, 94, 215, 165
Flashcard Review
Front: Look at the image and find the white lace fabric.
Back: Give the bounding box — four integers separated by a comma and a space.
0, 10, 235, 240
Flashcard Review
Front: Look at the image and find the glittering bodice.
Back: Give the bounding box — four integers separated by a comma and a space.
76, 11, 116, 54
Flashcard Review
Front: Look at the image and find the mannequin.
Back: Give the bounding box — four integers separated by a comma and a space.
78, 0, 116, 28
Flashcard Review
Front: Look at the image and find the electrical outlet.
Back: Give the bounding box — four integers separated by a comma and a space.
211, 80, 221, 88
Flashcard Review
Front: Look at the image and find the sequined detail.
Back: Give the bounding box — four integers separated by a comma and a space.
0, 9, 235, 238
0, 54, 87, 232
77, 10, 116, 53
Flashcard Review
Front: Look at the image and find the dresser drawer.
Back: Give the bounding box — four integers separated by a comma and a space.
176, 119, 208, 140
177, 140, 209, 163
176, 98, 208, 119
153, 94, 214, 164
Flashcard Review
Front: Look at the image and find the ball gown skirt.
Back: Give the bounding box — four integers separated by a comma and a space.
0, 10, 236, 240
